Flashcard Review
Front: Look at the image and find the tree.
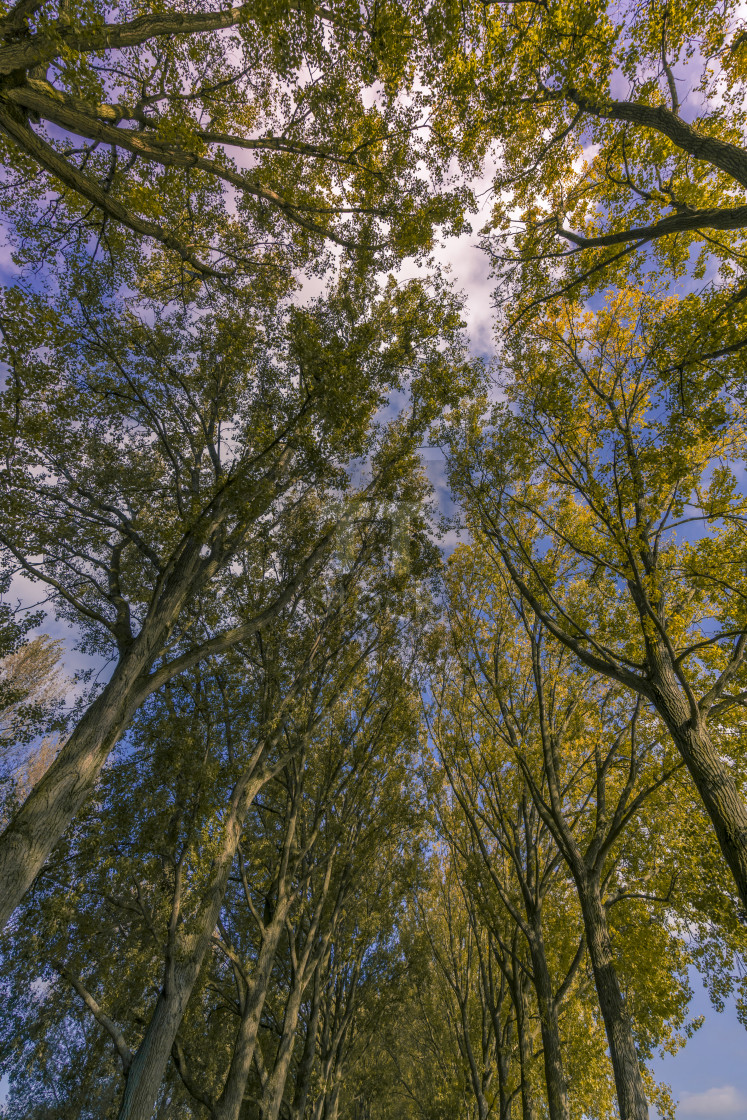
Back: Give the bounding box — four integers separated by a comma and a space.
428, 696, 599, 1120
431, 0, 747, 333
446, 287, 747, 912
0, 0, 468, 289
0, 634, 63, 753
0, 262, 475, 930
0, 456, 432, 1119
437, 543, 716, 1120
0, 633, 67, 829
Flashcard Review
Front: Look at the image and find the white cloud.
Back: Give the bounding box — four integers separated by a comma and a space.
679, 1086, 747, 1118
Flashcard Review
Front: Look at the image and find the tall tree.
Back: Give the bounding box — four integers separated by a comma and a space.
438, 543, 713, 1120
446, 287, 747, 911
0, 473, 429, 1118
0, 263, 474, 929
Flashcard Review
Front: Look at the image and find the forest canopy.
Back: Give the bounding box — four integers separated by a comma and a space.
0, 1, 746, 1119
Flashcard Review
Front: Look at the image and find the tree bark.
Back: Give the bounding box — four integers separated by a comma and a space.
0, 624, 171, 930
651, 672, 747, 914
566, 88, 747, 191
259, 970, 307, 1120
527, 924, 569, 1120
576, 874, 648, 1120
213, 909, 289, 1120
290, 964, 323, 1120
117, 765, 271, 1120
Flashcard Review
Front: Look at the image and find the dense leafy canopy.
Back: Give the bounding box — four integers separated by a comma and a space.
1, 1, 746, 1119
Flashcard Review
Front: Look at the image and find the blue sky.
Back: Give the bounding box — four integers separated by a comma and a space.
651, 972, 747, 1120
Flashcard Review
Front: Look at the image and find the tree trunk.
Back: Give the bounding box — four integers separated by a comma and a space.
213, 910, 288, 1120
496, 1026, 513, 1120
290, 965, 323, 1120
118, 765, 270, 1120
322, 1080, 341, 1120
118, 963, 200, 1120
511, 971, 537, 1120
259, 962, 308, 1120
576, 874, 648, 1120
0, 633, 164, 929
653, 676, 747, 913
527, 925, 569, 1120
0, 534, 209, 930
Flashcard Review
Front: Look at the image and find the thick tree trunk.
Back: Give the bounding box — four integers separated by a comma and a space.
0, 633, 164, 929
118, 963, 200, 1120
576, 875, 648, 1120
0, 532, 209, 930
652, 673, 747, 912
527, 926, 569, 1120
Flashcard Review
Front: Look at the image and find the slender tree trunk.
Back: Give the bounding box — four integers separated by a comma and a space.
118, 963, 200, 1120
213, 910, 288, 1120
575, 873, 648, 1120
458, 985, 489, 1120
290, 965, 323, 1120
259, 962, 309, 1120
496, 1027, 513, 1120
527, 924, 569, 1120
511, 970, 537, 1120
322, 1080, 341, 1120
118, 766, 270, 1120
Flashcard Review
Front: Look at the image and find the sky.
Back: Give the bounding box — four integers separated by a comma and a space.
651, 973, 747, 1120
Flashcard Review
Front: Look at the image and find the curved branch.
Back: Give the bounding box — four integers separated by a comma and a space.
557, 205, 747, 250
566, 86, 747, 189
52, 961, 133, 1074
0, 104, 221, 276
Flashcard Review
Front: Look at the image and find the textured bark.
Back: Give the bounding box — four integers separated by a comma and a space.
506, 950, 537, 1120
260, 882, 334, 1120
0, 106, 216, 275
213, 911, 289, 1120
117, 765, 271, 1120
576, 877, 648, 1120
557, 205, 747, 249
0, 624, 173, 931
290, 965, 323, 1120
259, 974, 306, 1120
567, 88, 747, 190
650, 668, 747, 913
527, 923, 569, 1120
324, 1083, 341, 1120
0, 5, 250, 75
516, 990, 537, 1120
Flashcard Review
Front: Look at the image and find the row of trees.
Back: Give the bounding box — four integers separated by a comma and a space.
1, 0, 747, 1117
